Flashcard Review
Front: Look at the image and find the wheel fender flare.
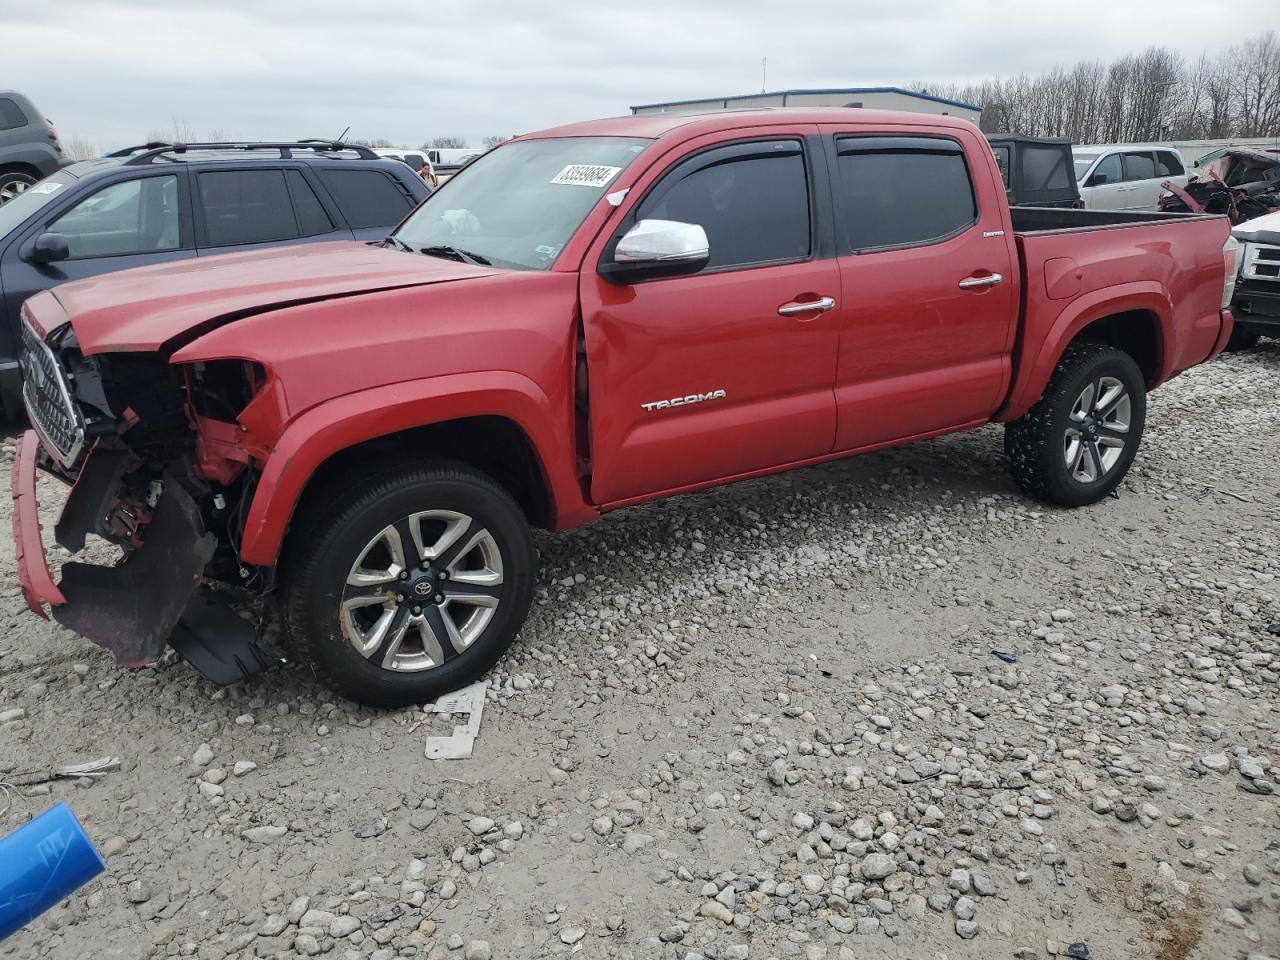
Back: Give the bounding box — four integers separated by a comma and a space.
1000, 282, 1172, 421
238, 371, 585, 565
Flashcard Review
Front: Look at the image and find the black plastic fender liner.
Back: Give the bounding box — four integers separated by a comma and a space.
52, 478, 216, 667
168, 588, 278, 686
54, 446, 136, 551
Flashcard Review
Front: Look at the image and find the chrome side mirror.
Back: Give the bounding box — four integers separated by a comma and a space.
600, 219, 710, 284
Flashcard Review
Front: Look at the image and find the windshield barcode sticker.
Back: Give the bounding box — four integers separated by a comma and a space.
30, 182, 63, 195
551, 164, 622, 188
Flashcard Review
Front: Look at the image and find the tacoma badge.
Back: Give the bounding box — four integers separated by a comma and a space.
641, 389, 727, 412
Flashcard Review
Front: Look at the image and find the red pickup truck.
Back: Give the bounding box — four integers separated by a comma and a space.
13, 110, 1239, 706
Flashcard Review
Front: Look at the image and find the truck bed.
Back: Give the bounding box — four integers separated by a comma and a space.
998, 208, 1232, 422
1010, 206, 1221, 234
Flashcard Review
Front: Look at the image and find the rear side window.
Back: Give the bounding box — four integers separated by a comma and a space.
317, 169, 416, 230
835, 137, 976, 250
638, 143, 810, 270
1122, 152, 1156, 181
0, 98, 27, 131
1156, 151, 1184, 177
1022, 144, 1072, 191
285, 170, 334, 236
198, 170, 298, 247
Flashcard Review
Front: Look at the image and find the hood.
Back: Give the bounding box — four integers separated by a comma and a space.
1233, 209, 1280, 245
52, 241, 498, 355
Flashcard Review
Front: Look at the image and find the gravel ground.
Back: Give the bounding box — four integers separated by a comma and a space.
1, 345, 1278, 960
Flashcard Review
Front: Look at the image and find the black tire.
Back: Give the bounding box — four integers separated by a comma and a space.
283, 459, 534, 707
1224, 325, 1261, 352
0, 170, 37, 206
1004, 342, 1147, 507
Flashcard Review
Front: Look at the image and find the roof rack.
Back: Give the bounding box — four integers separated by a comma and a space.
106, 140, 380, 165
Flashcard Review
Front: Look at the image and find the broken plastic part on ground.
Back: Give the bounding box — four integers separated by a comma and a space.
416, 681, 488, 760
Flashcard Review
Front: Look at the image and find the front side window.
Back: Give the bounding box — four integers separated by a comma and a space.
1122, 152, 1156, 181
394, 136, 650, 270
1156, 151, 1184, 177
835, 137, 976, 251
318, 169, 415, 230
1089, 154, 1122, 185
637, 143, 810, 270
51, 175, 180, 258
198, 170, 297, 247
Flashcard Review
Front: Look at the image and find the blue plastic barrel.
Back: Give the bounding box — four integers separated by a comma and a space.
0, 803, 105, 941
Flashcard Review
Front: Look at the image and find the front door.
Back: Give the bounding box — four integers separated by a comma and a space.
821, 127, 1017, 451
3, 172, 194, 323
581, 134, 841, 505
1084, 153, 1126, 209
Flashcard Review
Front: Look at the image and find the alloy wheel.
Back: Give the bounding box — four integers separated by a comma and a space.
339, 510, 504, 672
0, 178, 32, 205
1063, 375, 1130, 483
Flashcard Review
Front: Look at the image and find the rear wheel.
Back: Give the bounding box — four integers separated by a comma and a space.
283, 460, 535, 707
1005, 342, 1146, 507
0, 171, 36, 206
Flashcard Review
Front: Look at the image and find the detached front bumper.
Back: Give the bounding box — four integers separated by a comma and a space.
10, 430, 218, 667
11, 430, 66, 616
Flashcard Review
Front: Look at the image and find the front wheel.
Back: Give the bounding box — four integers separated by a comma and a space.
283, 460, 535, 707
1004, 343, 1147, 507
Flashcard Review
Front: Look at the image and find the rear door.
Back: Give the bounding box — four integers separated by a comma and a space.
1, 171, 195, 329
193, 166, 351, 256
581, 130, 841, 505
821, 126, 1017, 451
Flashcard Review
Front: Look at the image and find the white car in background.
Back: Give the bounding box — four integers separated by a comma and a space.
1073, 145, 1189, 210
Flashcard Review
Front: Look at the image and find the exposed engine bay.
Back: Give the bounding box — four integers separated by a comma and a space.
1159, 147, 1280, 224
18, 313, 276, 683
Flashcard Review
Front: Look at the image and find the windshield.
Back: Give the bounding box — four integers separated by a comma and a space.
1072, 152, 1102, 182
393, 136, 650, 270
0, 170, 76, 237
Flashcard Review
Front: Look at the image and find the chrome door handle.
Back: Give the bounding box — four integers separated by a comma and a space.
958, 273, 1003, 290
778, 296, 836, 316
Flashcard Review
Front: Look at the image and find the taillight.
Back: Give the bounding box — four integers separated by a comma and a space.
1222, 236, 1242, 309
46, 121, 62, 154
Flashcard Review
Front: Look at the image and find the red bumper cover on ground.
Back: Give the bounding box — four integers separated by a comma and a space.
10, 429, 65, 617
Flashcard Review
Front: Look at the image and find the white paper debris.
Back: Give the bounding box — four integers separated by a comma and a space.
423, 681, 488, 760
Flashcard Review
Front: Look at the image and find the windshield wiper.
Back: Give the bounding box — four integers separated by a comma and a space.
384, 236, 412, 253
418, 245, 491, 266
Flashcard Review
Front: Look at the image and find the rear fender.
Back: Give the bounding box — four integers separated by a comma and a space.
237, 372, 595, 565
999, 282, 1173, 422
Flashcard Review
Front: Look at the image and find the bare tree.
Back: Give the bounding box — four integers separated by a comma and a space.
63, 138, 101, 160
482, 135, 512, 149
426, 136, 468, 149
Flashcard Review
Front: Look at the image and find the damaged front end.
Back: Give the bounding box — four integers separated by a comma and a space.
1159, 148, 1280, 224
13, 302, 279, 684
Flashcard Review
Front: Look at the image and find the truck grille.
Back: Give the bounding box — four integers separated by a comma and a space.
19, 316, 85, 468
1243, 243, 1280, 282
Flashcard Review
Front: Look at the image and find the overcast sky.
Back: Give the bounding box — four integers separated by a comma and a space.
2, 0, 1269, 150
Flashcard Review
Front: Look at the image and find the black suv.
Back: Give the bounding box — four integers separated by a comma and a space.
0, 141, 430, 417
0, 91, 66, 204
